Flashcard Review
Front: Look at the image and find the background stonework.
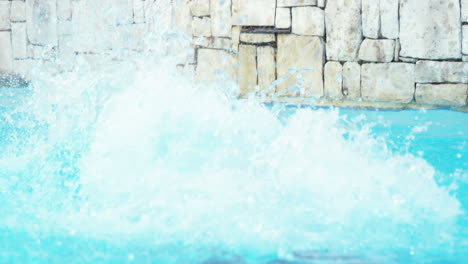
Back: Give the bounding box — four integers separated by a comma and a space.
0, 0, 467, 108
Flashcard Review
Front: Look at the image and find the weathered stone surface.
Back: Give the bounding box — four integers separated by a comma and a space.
196, 48, 237, 82
11, 23, 28, 60
415, 61, 468, 84
26, 0, 58, 46
0, 1, 11, 30
232, 0, 276, 26
10, 1, 26, 22
278, 0, 317, 7
342, 62, 361, 99
0, 32, 13, 73
325, 0, 362, 61
324, 61, 343, 99
193, 37, 231, 50
463, 56, 468, 62
57, 0, 72, 21
292, 7, 324, 36
462, 0, 468, 22
361, 63, 415, 103
394, 39, 400, 61
192, 16, 211, 37
257, 46, 276, 94
317, 0, 326, 8
238, 45, 257, 95
189, 0, 210, 17
172, 0, 191, 34
133, 0, 145, 23
358, 39, 395, 62
276, 8, 291, 29
210, 0, 231, 37
399, 0, 461, 59
277, 35, 324, 97
240, 33, 275, 43
463, 25, 468, 55
362, 0, 379, 39
380, 0, 399, 39
416, 84, 468, 107
231, 26, 241, 53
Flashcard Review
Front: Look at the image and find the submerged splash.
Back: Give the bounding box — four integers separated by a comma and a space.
1, 4, 467, 264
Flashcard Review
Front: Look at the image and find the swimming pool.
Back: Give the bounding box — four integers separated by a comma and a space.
0, 71, 467, 264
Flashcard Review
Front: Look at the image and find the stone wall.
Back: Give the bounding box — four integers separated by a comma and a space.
1, 0, 468, 109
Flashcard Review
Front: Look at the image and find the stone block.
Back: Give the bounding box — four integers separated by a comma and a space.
276, 8, 291, 29
380, 0, 399, 39
196, 48, 237, 82
463, 0, 468, 22
10, 1, 26, 22
257, 46, 276, 94
415, 61, 468, 84
463, 25, 468, 55
361, 63, 415, 103
133, 0, 145, 23
277, 0, 317, 7
415, 84, 468, 107
342, 62, 361, 99
238, 45, 257, 96
193, 37, 231, 50
276, 34, 324, 97
362, 0, 379, 39
232, 0, 276, 26
358, 39, 395, 62
317, 0, 326, 8
240, 33, 275, 43
210, 0, 231, 37
192, 16, 211, 37
324, 61, 343, 99
57, 0, 72, 21
292, 7, 324, 36
172, 0, 192, 34
0, 32, 13, 73
464, 56, 468, 62
11, 23, 28, 60
190, 0, 210, 17
400, 0, 461, 59
325, 0, 362, 61
0, 1, 11, 30
26, 0, 58, 46
231, 26, 241, 53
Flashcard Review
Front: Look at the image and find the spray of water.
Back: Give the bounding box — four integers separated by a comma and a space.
0, 1, 465, 263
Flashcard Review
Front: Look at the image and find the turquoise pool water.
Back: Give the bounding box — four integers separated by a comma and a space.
0, 79, 467, 263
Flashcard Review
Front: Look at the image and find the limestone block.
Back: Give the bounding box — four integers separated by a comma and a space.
276, 35, 324, 97
192, 16, 211, 37
362, 0, 379, 39
342, 62, 361, 99
325, 0, 362, 61
0, 1, 11, 30
394, 39, 400, 61
11, 23, 28, 60
278, 0, 317, 7
210, 0, 231, 37
276, 8, 291, 29
361, 63, 415, 103
238, 45, 257, 96
232, 0, 276, 26
462, 0, 468, 22
10, 1, 26, 22
415, 84, 468, 107
358, 39, 395, 62
324, 61, 343, 99
317, 0, 326, 8
399, 0, 461, 59
464, 56, 468, 62
463, 25, 468, 55
0, 32, 13, 73
380, 0, 399, 39
190, 0, 210, 16
240, 33, 275, 44
173, 0, 192, 34
26, 0, 58, 46
231, 26, 241, 53
415, 61, 468, 84
193, 37, 231, 50
292, 7, 324, 36
57, 0, 72, 21
257, 46, 276, 94
196, 48, 237, 82
133, 0, 145, 23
